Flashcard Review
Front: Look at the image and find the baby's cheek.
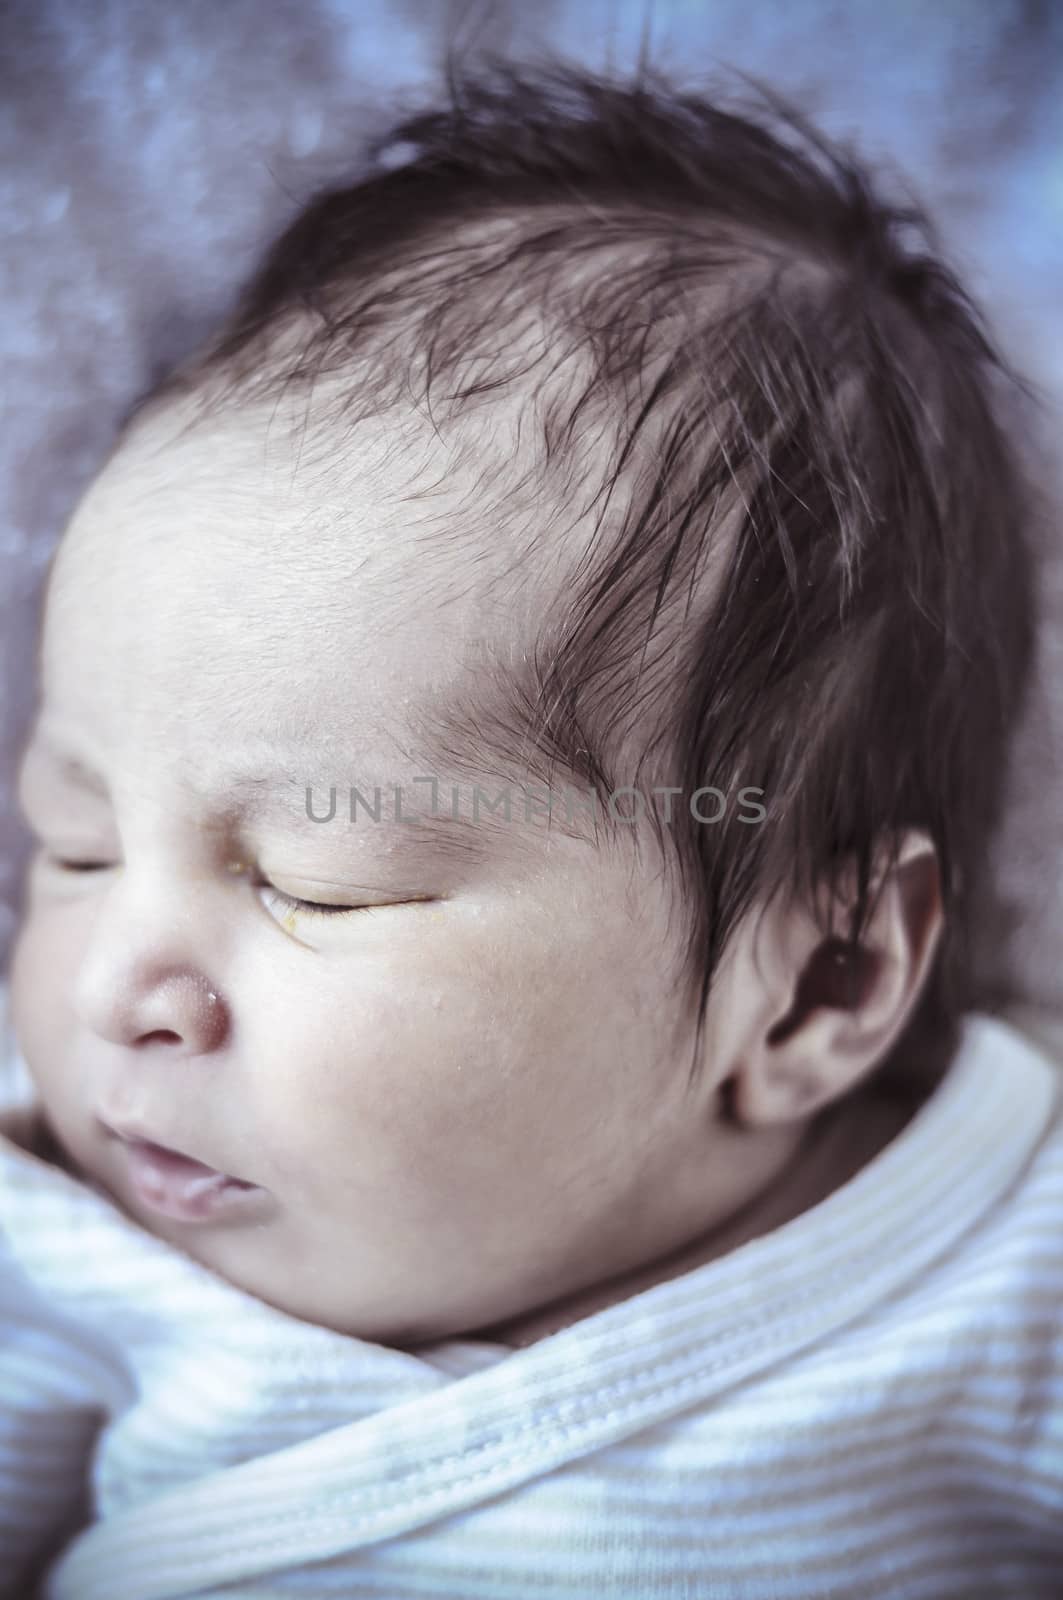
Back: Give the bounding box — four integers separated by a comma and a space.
257, 892, 644, 1198
9, 910, 78, 1074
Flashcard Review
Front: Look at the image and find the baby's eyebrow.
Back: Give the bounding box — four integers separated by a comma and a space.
255, 775, 507, 861
242, 771, 599, 861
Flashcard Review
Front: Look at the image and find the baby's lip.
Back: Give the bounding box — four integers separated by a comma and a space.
99, 1115, 247, 1184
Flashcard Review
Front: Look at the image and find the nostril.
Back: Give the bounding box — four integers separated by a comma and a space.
139, 1030, 183, 1046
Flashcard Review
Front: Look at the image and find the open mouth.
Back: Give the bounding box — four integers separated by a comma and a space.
116, 1135, 262, 1223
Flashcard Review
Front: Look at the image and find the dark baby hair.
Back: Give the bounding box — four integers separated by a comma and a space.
136, 56, 1039, 1095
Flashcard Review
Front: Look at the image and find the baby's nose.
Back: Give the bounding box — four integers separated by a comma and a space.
78, 965, 230, 1056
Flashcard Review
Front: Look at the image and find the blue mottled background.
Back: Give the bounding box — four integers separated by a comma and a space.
1, 0, 1061, 1011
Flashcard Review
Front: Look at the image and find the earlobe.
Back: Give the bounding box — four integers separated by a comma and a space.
725, 831, 944, 1130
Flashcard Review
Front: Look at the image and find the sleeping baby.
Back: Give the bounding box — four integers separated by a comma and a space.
1, 58, 1061, 1599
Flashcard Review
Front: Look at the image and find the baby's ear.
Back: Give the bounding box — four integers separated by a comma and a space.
727, 831, 943, 1128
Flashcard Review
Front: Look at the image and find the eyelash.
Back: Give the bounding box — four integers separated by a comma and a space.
45, 857, 367, 919
47, 856, 110, 874
262, 887, 365, 919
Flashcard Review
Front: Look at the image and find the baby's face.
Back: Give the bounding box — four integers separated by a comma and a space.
10, 385, 770, 1346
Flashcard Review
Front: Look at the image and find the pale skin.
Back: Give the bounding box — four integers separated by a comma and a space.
8, 384, 944, 1350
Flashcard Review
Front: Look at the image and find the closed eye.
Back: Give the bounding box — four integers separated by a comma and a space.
46, 855, 115, 873
263, 886, 368, 919
261, 885, 437, 920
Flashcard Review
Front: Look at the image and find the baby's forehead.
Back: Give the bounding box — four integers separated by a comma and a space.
47, 380, 598, 795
